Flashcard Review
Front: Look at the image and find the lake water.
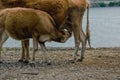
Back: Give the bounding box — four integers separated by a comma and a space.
3, 7, 120, 48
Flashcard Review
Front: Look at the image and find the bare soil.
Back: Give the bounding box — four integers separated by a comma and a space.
0, 48, 120, 80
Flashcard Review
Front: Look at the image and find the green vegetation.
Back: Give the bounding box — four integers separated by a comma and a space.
93, 2, 120, 7
108, 2, 115, 7
115, 2, 120, 6
99, 3, 106, 7
108, 2, 120, 7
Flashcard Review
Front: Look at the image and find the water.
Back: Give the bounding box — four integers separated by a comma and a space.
88, 7, 120, 48
3, 7, 120, 48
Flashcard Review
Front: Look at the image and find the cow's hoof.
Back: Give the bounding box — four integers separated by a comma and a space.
68, 59, 76, 63
77, 59, 82, 62
77, 57, 84, 62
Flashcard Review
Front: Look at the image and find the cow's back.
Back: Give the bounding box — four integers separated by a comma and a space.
1, 0, 89, 27
26, 0, 89, 27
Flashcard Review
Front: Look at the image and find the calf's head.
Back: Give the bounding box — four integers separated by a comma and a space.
54, 29, 71, 43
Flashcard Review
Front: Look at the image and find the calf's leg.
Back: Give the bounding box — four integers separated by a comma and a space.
24, 40, 30, 62
39, 42, 50, 65
39, 42, 48, 63
19, 41, 25, 62
32, 35, 38, 62
19, 40, 29, 63
0, 31, 9, 63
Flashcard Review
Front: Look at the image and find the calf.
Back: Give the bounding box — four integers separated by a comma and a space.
0, 7, 71, 63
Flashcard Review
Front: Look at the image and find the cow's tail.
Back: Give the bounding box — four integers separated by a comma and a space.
86, 5, 91, 48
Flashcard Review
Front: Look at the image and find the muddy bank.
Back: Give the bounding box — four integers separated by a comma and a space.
0, 48, 120, 80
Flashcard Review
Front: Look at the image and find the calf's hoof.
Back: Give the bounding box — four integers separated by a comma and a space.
18, 59, 24, 62
0, 61, 3, 63
24, 60, 29, 64
42, 61, 51, 65
29, 61, 36, 67
46, 62, 51, 65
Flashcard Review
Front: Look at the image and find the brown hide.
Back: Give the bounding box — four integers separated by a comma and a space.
0, 0, 90, 62
0, 8, 70, 42
4, 8, 39, 40
0, 7, 71, 63
1, 0, 89, 28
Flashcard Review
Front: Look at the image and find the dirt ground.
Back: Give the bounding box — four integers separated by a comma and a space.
0, 47, 120, 80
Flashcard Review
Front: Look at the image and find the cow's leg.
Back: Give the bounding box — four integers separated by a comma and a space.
77, 31, 86, 62
0, 31, 9, 63
77, 9, 86, 62
70, 24, 81, 63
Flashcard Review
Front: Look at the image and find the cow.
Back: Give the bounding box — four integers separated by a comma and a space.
0, 0, 91, 63
0, 7, 71, 63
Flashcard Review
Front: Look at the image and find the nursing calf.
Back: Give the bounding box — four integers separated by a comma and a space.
0, 7, 71, 63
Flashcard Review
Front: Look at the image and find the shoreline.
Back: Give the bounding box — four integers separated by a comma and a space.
2, 47, 120, 51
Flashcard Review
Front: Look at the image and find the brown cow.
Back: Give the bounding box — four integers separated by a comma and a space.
0, 7, 71, 63
0, 0, 91, 62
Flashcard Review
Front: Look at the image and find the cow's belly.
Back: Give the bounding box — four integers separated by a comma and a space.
26, 0, 68, 27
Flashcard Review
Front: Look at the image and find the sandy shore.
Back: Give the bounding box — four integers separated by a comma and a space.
0, 47, 120, 80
